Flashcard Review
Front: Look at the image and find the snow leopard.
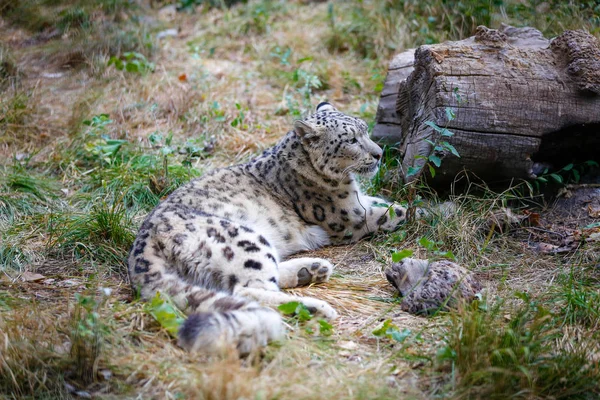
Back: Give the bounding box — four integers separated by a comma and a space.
128, 102, 409, 355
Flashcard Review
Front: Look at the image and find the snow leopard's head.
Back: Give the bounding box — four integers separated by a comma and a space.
293, 102, 383, 181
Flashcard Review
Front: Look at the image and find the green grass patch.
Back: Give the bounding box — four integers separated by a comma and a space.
0, 165, 60, 221
0, 0, 156, 71
437, 293, 600, 398
48, 201, 136, 269
554, 271, 600, 329
326, 0, 600, 60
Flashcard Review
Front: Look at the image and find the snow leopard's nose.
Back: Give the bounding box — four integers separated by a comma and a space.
371, 148, 382, 161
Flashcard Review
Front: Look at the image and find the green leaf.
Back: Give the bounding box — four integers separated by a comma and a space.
429, 154, 442, 167
278, 301, 312, 321
453, 87, 462, 102
318, 319, 333, 336
372, 319, 399, 337
125, 61, 140, 73
440, 128, 454, 137
424, 139, 436, 146
297, 56, 314, 63
297, 305, 312, 321
406, 166, 421, 177
550, 173, 563, 183
536, 176, 548, 183
436, 250, 456, 260
388, 207, 396, 219
113, 59, 124, 70
514, 291, 530, 303
437, 346, 457, 361
441, 142, 460, 157
390, 328, 411, 343
145, 292, 185, 337
148, 131, 163, 145
562, 163, 574, 171
572, 169, 580, 183
278, 301, 301, 314
418, 237, 436, 251
391, 230, 408, 243
373, 320, 410, 342
428, 164, 436, 178
585, 160, 599, 167
107, 56, 120, 68
445, 107, 456, 121
424, 120, 443, 132
160, 146, 174, 156
392, 249, 413, 263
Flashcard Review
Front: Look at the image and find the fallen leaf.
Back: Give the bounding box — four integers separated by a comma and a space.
178, 73, 187, 82
20, 272, 46, 282
588, 204, 600, 218
523, 210, 541, 226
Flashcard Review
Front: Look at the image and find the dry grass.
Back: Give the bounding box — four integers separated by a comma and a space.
1, 0, 599, 398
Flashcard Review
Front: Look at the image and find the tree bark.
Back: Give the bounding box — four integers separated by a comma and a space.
372, 25, 600, 186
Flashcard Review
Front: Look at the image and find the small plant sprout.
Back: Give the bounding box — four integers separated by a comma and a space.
278, 301, 334, 336
372, 319, 411, 344
391, 249, 414, 263
417, 237, 456, 261
405, 90, 461, 222
533, 160, 599, 191
70, 291, 111, 384
145, 292, 186, 337
406, 106, 460, 180
108, 52, 155, 74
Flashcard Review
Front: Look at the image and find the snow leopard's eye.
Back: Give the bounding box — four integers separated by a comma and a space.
350, 138, 358, 144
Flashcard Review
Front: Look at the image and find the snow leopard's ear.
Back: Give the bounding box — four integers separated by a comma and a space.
316, 102, 336, 112
293, 120, 318, 139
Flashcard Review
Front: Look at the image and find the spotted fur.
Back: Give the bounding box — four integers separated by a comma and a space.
384, 258, 482, 315
128, 103, 409, 355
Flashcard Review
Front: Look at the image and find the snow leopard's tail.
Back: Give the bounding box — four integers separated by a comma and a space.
178, 304, 284, 356
136, 271, 284, 356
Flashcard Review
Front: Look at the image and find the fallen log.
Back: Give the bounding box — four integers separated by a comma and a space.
372, 25, 600, 187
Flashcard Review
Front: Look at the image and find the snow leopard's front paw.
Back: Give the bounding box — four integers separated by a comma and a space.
296, 258, 333, 286
377, 204, 408, 232
300, 297, 338, 320
278, 258, 334, 288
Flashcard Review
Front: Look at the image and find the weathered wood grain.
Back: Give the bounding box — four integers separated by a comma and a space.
372, 49, 414, 143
